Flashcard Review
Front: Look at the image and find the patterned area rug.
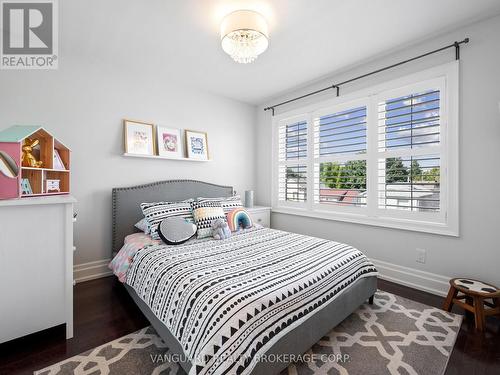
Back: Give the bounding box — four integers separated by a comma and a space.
35, 291, 462, 375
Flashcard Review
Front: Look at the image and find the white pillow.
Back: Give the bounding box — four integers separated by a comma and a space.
197, 195, 243, 213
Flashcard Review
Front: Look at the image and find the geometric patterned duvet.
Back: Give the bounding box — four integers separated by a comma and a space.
126, 227, 377, 375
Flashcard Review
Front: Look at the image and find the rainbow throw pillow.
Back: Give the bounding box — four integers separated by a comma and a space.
227, 208, 253, 232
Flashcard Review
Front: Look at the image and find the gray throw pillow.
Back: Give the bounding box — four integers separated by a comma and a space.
158, 217, 197, 245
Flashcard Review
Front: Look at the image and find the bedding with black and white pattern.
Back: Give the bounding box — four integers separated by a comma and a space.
126, 227, 377, 375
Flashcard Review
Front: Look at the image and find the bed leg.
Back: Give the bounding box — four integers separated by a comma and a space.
368, 295, 374, 305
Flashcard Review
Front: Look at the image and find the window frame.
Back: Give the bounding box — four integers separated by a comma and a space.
271, 62, 459, 236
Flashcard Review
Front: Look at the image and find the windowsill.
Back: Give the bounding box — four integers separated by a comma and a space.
271, 207, 459, 237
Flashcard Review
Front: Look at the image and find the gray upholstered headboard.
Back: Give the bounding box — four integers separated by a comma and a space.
112, 179, 233, 254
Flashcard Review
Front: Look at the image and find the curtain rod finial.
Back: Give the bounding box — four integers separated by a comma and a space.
263, 107, 275, 115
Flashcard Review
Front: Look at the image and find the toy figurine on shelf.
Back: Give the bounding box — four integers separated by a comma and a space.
21, 138, 43, 168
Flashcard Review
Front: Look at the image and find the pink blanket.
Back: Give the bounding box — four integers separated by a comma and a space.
108, 233, 160, 282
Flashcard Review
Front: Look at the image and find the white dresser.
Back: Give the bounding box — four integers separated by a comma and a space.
246, 206, 271, 228
0, 195, 76, 343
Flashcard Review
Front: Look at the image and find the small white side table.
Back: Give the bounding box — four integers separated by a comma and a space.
246, 206, 271, 228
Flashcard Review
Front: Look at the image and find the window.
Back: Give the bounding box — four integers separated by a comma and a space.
273, 63, 459, 236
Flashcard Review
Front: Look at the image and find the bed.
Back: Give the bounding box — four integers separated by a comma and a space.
112, 179, 378, 375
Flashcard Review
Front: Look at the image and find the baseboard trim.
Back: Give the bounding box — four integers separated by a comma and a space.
73, 257, 451, 297
371, 258, 450, 297
74, 259, 112, 284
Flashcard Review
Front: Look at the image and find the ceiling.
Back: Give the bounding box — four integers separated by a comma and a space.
63, 0, 500, 105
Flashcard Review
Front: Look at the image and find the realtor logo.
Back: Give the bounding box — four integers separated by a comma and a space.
1, 0, 58, 69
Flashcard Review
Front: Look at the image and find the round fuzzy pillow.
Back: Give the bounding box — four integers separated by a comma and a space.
227, 208, 253, 232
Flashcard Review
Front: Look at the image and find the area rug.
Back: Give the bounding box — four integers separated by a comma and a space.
35, 291, 462, 375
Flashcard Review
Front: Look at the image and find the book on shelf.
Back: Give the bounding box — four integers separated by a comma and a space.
21, 178, 33, 195
53, 149, 66, 170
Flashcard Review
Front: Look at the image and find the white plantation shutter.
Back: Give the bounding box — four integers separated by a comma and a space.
314, 161, 367, 206
279, 120, 307, 161
377, 155, 440, 211
278, 165, 307, 202
378, 90, 440, 151
313, 105, 368, 208
377, 88, 442, 212
277, 120, 308, 203
314, 106, 367, 157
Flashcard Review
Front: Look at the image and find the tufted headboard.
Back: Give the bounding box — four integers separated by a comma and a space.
111, 179, 233, 255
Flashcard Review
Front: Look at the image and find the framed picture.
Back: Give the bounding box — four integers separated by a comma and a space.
185, 130, 209, 160
124, 119, 155, 156
157, 126, 182, 158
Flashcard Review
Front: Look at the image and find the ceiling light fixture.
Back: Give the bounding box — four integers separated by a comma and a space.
220, 10, 269, 64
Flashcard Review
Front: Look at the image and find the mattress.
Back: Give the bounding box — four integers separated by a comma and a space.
125, 227, 378, 375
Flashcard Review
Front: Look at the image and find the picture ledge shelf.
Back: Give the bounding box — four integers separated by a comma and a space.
123, 153, 212, 162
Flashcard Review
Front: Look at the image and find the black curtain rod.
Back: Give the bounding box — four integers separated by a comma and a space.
264, 37, 469, 115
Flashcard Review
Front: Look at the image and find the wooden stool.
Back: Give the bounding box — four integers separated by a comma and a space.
443, 278, 500, 331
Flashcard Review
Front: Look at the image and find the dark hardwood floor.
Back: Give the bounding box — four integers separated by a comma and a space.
0, 277, 498, 375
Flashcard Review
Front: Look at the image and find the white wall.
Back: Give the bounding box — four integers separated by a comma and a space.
0, 47, 256, 268
256, 15, 500, 290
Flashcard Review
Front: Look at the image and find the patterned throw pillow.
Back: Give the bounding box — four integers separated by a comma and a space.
134, 218, 151, 234
140, 201, 194, 240
191, 200, 226, 239
158, 217, 197, 245
197, 195, 243, 213
222, 195, 243, 213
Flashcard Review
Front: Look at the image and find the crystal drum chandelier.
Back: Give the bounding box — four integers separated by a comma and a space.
220, 10, 269, 64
